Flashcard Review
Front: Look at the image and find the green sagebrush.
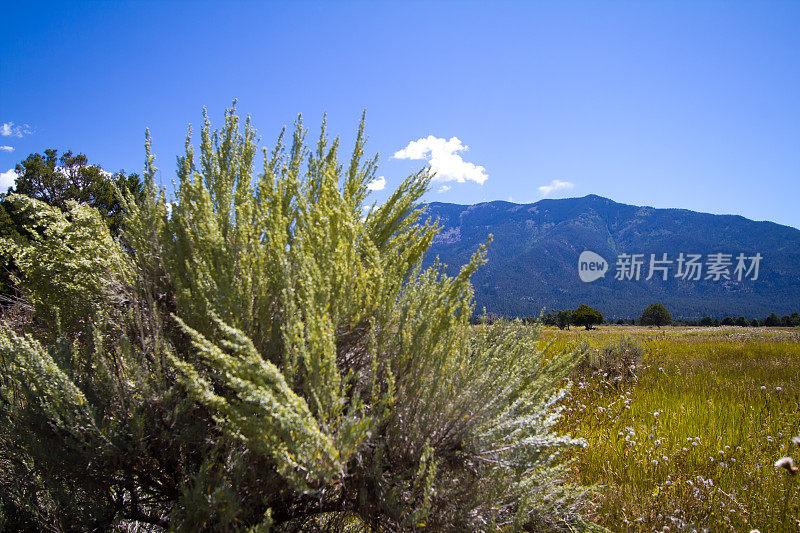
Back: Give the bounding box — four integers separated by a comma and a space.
0, 104, 591, 531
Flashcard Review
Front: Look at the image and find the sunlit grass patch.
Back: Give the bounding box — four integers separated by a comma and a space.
548, 326, 800, 531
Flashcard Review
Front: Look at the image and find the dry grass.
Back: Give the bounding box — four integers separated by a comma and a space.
543, 326, 800, 531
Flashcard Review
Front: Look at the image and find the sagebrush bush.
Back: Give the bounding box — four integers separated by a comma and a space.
574, 337, 645, 384
0, 105, 590, 531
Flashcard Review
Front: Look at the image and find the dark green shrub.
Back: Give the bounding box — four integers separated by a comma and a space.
572, 305, 602, 330
639, 303, 671, 328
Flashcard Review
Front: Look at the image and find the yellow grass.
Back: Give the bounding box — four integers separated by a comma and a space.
544, 326, 800, 531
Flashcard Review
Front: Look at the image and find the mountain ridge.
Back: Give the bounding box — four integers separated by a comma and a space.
428, 195, 799, 232
422, 195, 800, 319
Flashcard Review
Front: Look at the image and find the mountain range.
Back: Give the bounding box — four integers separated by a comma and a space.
422, 195, 800, 319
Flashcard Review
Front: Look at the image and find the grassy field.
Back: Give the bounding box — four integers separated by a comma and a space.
542, 326, 800, 531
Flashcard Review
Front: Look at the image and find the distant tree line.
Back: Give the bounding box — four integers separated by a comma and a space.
694, 312, 800, 328
534, 305, 800, 329
539, 305, 604, 330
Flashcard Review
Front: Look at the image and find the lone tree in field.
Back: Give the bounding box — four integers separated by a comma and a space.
639, 303, 672, 328
0, 105, 589, 531
572, 304, 603, 330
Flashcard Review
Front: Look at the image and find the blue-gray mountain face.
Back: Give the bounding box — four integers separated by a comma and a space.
423, 195, 800, 319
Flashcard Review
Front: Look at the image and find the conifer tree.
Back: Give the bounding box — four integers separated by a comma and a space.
639, 303, 672, 328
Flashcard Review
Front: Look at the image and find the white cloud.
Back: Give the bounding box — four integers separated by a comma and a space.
366, 175, 385, 191
0, 146, 13, 152
165, 202, 173, 218
437, 185, 451, 194
0, 168, 18, 191
1, 122, 32, 138
393, 135, 488, 185
538, 179, 574, 197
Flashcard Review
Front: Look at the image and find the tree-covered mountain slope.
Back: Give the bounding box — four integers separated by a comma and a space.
423, 195, 800, 319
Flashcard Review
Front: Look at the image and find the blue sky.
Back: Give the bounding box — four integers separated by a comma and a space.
2, 1, 799, 228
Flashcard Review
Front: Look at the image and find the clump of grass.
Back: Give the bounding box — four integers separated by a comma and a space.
573, 337, 645, 385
